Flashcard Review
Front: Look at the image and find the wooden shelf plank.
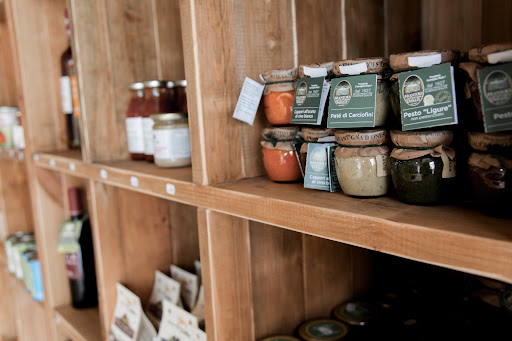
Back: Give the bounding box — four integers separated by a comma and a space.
32, 151, 512, 284
0, 148, 25, 162
54, 305, 101, 341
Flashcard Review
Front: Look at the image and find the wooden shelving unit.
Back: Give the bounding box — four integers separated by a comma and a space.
0, 0, 511, 340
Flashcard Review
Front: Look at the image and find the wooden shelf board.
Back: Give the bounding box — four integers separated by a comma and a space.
54, 305, 101, 341
32, 151, 512, 283
0, 148, 25, 162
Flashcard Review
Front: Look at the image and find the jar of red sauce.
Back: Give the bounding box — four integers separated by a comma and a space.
173, 80, 187, 113
260, 67, 297, 125
143, 80, 174, 162
261, 127, 302, 182
125, 82, 145, 160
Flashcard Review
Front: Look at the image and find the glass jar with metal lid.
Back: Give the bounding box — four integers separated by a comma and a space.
297, 318, 350, 341
143, 80, 174, 162
125, 82, 146, 160
151, 113, 191, 168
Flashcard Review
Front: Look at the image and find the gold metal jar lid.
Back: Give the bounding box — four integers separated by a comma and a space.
259, 336, 301, 341
298, 319, 349, 341
332, 302, 381, 326
150, 113, 188, 123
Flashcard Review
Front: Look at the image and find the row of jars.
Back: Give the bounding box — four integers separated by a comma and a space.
0, 106, 25, 150
125, 80, 191, 168
260, 44, 511, 131
4, 232, 44, 302
261, 126, 511, 217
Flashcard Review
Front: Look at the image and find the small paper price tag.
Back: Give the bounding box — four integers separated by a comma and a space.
232, 77, 265, 125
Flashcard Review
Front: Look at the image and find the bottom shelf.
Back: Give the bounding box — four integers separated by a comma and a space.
54, 305, 101, 341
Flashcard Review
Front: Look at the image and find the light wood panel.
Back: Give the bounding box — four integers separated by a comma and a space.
345, 0, 386, 58
169, 202, 199, 269
384, 0, 421, 55
482, 0, 512, 44
0, 245, 17, 339
0, 2, 17, 106
14, 280, 50, 341
54, 305, 101, 341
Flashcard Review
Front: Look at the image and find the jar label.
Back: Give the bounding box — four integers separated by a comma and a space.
153, 128, 191, 160
398, 63, 458, 130
291, 77, 330, 125
57, 217, 86, 254
477, 63, 512, 132
440, 152, 456, 178
143, 117, 155, 155
376, 155, 390, 177
59, 76, 73, 114
70, 75, 81, 118
125, 117, 145, 153
304, 143, 341, 192
327, 74, 378, 128
64, 249, 83, 280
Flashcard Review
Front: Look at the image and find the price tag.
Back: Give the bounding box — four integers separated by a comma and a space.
166, 183, 176, 196
130, 176, 139, 187
100, 169, 108, 179
18, 152, 24, 161
232, 77, 264, 125
49, 159, 56, 167
69, 162, 76, 171
33, 154, 39, 162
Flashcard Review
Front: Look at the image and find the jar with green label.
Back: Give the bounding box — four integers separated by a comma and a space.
261, 127, 302, 182
389, 130, 456, 205
300, 127, 334, 173
297, 318, 349, 341
388, 50, 460, 128
467, 132, 512, 218
333, 57, 391, 127
151, 113, 191, 168
334, 129, 391, 197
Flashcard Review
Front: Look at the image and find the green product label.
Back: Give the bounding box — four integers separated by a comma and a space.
398, 63, 458, 130
327, 74, 377, 128
304, 143, 341, 192
306, 322, 345, 338
291, 77, 330, 125
477, 63, 512, 132
57, 216, 87, 254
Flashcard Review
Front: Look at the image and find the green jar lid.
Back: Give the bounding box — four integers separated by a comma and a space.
259, 336, 301, 341
332, 302, 381, 326
298, 319, 349, 341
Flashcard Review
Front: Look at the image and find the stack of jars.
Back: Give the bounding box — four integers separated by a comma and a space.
125, 79, 191, 168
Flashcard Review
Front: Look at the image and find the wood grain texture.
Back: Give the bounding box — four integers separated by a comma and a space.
14, 280, 50, 341
250, 222, 305, 339
296, 0, 343, 64
201, 210, 254, 341
345, 0, 386, 58
421, 0, 483, 51
384, 0, 421, 55
0, 250, 17, 339
482, 0, 512, 44
0, 9, 17, 106
169, 202, 199, 269
180, 0, 295, 185
54, 305, 101, 341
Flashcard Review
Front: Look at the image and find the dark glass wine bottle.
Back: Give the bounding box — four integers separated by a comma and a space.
60, 9, 80, 149
65, 188, 98, 308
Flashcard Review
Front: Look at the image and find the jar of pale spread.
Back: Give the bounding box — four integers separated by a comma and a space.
389, 130, 456, 205
334, 129, 391, 197
151, 113, 191, 168
467, 132, 512, 218
333, 57, 391, 127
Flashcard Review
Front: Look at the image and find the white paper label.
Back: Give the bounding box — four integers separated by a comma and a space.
487, 50, 512, 64
337, 62, 368, 75
110, 283, 142, 341
153, 128, 191, 160
100, 169, 108, 179
33, 154, 39, 162
158, 300, 205, 341
69, 162, 76, 171
166, 183, 176, 196
12, 125, 25, 149
146, 271, 181, 328
170, 265, 199, 311
408, 53, 442, 68
49, 159, 56, 167
142, 117, 155, 155
137, 313, 157, 341
317, 136, 336, 143
316, 80, 331, 125
303, 66, 328, 77
375, 155, 390, 177
441, 153, 456, 178
232, 77, 264, 125
126, 117, 145, 154
60, 76, 73, 114
18, 152, 24, 161
130, 176, 139, 187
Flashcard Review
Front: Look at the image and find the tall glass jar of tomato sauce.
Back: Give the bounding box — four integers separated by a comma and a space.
143, 80, 174, 162
260, 67, 297, 125
125, 82, 145, 160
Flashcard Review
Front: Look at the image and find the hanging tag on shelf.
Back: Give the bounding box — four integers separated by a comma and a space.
233, 77, 265, 125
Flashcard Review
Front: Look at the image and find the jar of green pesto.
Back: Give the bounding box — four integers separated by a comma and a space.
389, 130, 456, 205
467, 132, 512, 218
388, 50, 460, 127
334, 129, 391, 197
297, 319, 349, 341
333, 57, 391, 127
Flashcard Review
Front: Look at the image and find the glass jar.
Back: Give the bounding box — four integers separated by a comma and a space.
261, 67, 297, 125
173, 80, 187, 113
334, 129, 391, 197
12, 110, 25, 150
261, 127, 302, 182
333, 57, 391, 127
389, 130, 456, 205
300, 127, 334, 173
143, 80, 174, 162
125, 82, 146, 160
297, 319, 349, 341
467, 132, 512, 218
151, 113, 191, 168
0, 106, 19, 148
332, 301, 381, 327
388, 50, 460, 127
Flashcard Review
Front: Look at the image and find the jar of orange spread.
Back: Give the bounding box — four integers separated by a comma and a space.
261, 68, 298, 125
261, 127, 302, 182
